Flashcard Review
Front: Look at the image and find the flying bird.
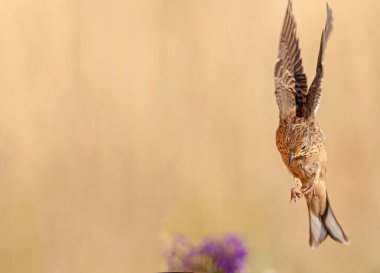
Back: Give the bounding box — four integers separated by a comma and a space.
274, 0, 350, 248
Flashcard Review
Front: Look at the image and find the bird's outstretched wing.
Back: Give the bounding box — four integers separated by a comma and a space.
274, 0, 307, 119
304, 3, 333, 119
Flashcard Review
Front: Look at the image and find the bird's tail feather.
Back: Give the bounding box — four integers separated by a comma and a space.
308, 195, 350, 248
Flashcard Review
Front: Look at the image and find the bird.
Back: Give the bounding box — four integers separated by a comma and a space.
274, 0, 350, 248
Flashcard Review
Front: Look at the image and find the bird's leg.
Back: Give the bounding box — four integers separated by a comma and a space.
290, 178, 303, 203
302, 162, 321, 197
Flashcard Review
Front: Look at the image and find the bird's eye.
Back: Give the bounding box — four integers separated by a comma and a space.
301, 145, 306, 150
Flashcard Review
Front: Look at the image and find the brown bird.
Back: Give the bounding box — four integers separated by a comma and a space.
274, 0, 350, 248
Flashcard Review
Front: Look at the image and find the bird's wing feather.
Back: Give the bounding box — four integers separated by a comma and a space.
274, 0, 307, 119
304, 3, 333, 119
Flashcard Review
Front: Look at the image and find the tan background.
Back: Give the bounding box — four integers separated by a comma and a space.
0, 0, 379, 272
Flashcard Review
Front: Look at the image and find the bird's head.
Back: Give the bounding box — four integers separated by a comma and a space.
286, 121, 311, 165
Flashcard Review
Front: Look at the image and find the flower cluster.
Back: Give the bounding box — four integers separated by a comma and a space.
166, 234, 247, 273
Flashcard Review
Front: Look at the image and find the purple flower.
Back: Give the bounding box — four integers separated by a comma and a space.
165, 234, 248, 273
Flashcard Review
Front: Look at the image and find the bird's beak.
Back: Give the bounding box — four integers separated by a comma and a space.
288, 149, 295, 166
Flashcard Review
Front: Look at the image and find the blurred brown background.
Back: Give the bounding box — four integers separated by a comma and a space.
0, 0, 379, 272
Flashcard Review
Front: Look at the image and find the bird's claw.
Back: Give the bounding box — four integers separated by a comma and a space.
290, 189, 302, 203
290, 178, 303, 203
302, 182, 317, 196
